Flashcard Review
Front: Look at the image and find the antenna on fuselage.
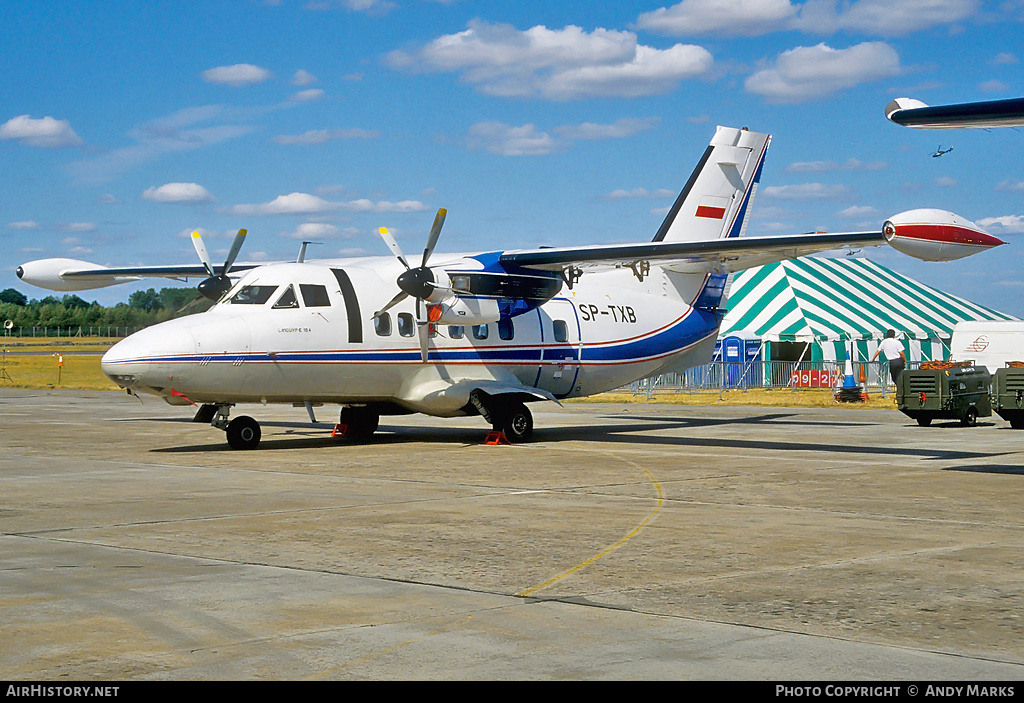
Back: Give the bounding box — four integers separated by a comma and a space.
296, 241, 321, 263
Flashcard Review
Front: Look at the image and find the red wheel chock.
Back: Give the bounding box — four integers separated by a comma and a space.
484, 430, 511, 445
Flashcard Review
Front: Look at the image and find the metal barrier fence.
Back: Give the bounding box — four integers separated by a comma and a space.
3, 326, 144, 338
625, 360, 923, 397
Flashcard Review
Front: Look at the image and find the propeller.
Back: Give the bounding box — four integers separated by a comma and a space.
374, 208, 447, 362
193, 229, 247, 301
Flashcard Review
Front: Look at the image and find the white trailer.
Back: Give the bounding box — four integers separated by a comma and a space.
950, 321, 1024, 370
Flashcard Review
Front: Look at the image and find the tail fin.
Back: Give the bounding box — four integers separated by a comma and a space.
653, 126, 770, 244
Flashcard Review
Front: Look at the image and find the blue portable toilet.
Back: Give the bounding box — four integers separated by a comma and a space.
719, 330, 763, 387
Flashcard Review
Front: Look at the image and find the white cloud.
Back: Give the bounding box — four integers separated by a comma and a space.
227, 192, 427, 216
795, 0, 980, 36
386, 20, 712, 100
993, 52, 1018, 65
201, 63, 272, 87
290, 89, 324, 103
761, 183, 853, 199
787, 158, 887, 172
67, 105, 254, 183
997, 180, 1024, 192
977, 215, 1024, 234
57, 222, 97, 233
284, 222, 340, 239
980, 79, 1008, 92
272, 128, 380, 145
292, 69, 318, 85
838, 205, 878, 217
745, 42, 901, 103
599, 187, 677, 200
6, 221, 41, 231
466, 117, 660, 157
637, 0, 799, 37
639, 0, 979, 38
0, 115, 83, 148
935, 176, 957, 187
466, 122, 561, 156
142, 182, 214, 203
304, 0, 396, 12
554, 117, 659, 140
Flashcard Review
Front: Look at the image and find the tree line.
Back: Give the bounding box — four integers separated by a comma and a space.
0, 286, 212, 331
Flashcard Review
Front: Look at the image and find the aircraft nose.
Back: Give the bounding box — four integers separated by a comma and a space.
102, 322, 197, 389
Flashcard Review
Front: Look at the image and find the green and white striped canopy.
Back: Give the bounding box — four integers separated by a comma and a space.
719, 257, 1014, 361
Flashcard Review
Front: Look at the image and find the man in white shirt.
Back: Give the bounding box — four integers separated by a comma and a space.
872, 329, 907, 384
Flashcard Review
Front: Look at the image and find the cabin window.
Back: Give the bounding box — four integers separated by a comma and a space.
374, 312, 392, 336
428, 324, 438, 338
498, 318, 515, 341
229, 285, 278, 305
448, 326, 464, 339
398, 312, 415, 338
553, 320, 568, 343
272, 285, 299, 309
472, 324, 488, 340
300, 284, 331, 307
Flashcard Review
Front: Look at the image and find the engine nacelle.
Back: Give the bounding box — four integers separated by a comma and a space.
883, 209, 1004, 262
428, 296, 501, 325
16, 258, 137, 291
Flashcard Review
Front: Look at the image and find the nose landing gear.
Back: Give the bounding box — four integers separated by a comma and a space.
201, 403, 262, 450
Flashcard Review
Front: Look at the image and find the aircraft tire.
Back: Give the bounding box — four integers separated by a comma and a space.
227, 415, 261, 450
916, 416, 932, 427
495, 402, 533, 443
339, 407, 379, 439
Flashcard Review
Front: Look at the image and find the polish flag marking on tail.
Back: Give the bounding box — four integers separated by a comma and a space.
696, 195, 728, 219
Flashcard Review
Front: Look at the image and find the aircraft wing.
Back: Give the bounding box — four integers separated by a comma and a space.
60, 263, 260, 280
16, 259, 260, 292
885, 96, 1024, 129
500, 208, 1004, 275
500, 230, 885, 275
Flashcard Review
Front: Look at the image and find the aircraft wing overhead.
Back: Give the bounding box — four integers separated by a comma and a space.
60, 263, 260, 280
499, 231, 887, 275
886, 96, 1024, 129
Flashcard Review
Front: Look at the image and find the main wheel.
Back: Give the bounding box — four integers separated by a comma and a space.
339, 406, 379, 439
494, 402, 533, 443
961, 407, 978, 427
226, 415, 261, 450
916, 416, 932, 427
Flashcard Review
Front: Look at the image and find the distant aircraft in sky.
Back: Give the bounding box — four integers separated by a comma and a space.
931, 145, 953, 158
886, 96, 1024, 129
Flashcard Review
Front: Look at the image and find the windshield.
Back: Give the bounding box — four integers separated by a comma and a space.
228, 285, 278, 305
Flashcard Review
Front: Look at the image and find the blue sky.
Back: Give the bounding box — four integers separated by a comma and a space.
3, 0, 1024, 315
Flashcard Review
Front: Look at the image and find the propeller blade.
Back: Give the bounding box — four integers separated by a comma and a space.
377, 227, 410, 269
416, 298, 429, 363
373, 290, 408, 319
223, 228, 247, 274
421, 208, 447, 268
191, 231, 215, 277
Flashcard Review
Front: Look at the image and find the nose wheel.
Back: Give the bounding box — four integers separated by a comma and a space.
226, 415, 261, 450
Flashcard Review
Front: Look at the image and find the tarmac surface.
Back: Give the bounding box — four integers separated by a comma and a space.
3, 388, 1024, 680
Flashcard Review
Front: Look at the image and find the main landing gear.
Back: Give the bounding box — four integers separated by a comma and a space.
470, 392, 534, 443
195, 403, 262, 450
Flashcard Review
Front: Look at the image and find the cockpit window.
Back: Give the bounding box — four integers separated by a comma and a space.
228, 285, 278, 305
272, 285, 299, 309
300, 284, 331, 307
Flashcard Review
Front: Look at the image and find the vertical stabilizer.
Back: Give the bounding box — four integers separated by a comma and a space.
653, 126, 770, 244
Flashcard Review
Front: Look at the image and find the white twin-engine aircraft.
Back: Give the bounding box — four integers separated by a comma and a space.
17, 126, 1005, 449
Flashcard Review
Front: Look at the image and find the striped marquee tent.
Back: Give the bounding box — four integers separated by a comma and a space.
719, 257, 1015, 364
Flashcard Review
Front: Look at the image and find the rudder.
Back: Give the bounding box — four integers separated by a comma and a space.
653, 126, 770, 244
